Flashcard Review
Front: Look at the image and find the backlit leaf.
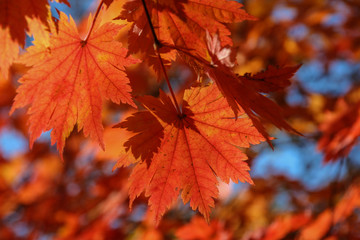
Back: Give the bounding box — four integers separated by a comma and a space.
11, 12, 139, 157
118, 84, 265, 224
205, 33, 300, 142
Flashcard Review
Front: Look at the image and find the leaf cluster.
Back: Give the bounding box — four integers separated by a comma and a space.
0, 0, 360, 238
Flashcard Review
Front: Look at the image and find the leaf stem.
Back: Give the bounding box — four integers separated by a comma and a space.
141, 0, 162, 47
83, 0, 104, 42
141, 0, 181, 114
157, 51, 182, 114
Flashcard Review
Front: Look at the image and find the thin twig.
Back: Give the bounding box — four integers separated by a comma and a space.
141, 0, 212, 68
157, 52, 182, 114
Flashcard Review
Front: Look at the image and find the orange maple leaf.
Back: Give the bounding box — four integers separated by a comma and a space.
0, 0, 70, 79
117, 84, 265, 224
17, 16, 54, 67
11, 12, 139, 157
0, 27, 19, 80
119, 0, 255, 75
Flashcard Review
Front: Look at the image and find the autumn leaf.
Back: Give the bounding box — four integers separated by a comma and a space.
17, 16, 54, 67
318, 99, 360, 162
114, 111, 164, 167
0, 0, 47, 79
263, 213, 311, 240
0, 0, 70, 79
205, 32, 300, 142
0, 27, 19, 80
257, 183, 360, 240
117, 84, 265, 224
300, 184, 360, 239
176, 216, 231, 240
0, 0, 48, 45
11, 11, 139, 157
241, 65, 301, 93
119, 0, 255, 75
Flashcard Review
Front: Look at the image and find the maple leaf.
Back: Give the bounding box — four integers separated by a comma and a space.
17, 16, 55, 67
117, 84, 265, 224
263, 213, 311, 240
0, 27, 19, 80
114, 111, 164, 167
0, 0, 48, 44
317, 99, 360, 162
119, 0, 255, 75
176, 216, 231, 240
241, 65, 301, 93
300, 183, 360, 239
11, 12, 139, 157
204, 32, 301, 142
0, 0, 70, 79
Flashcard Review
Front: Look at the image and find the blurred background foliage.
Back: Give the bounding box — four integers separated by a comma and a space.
0, 0, 360, 239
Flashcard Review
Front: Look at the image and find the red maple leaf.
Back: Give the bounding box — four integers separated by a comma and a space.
204, 32, 301, 142
117, 84, 265, 224
318, 99, 360, 162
